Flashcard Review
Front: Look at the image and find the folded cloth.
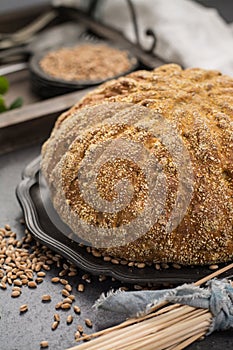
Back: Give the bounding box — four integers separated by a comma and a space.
94, 279, 233, 334
94, 0, 233, 76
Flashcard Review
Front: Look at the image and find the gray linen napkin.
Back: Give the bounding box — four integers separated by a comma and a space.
94, 279, 233, 334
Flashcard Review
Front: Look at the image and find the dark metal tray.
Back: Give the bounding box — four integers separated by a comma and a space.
16, 156, 233, 286
1, 144, 232, 350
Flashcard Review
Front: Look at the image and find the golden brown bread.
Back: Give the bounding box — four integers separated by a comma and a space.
41, 64, 233, 265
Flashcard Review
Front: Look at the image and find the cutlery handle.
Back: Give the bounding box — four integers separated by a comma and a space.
0, 62, 27, 76
0, 46, 29, 63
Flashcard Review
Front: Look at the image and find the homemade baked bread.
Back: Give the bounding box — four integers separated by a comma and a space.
41, 64, 233, 265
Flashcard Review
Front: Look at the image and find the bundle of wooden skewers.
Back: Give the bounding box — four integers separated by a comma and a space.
67, 263, 233, 350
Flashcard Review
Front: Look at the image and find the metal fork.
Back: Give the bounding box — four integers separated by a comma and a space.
0, 10, 57, 50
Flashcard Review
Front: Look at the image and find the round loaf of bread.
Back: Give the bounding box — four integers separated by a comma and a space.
41, 64, 233, 265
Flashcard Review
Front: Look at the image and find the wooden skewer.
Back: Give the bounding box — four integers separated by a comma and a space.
166, 331, 206, 350
116, 312, 211, 350
74, 305, 197, 344
122, 317, 211, 350
66, 262, 233, 350
75, 311, 211, 350
193, 262, 233, 286
73, 307, 200, 350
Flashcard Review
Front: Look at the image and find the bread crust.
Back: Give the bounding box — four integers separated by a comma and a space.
41, 64, 233, 265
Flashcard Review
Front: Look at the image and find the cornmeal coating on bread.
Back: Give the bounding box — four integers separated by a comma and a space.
42, 64, 233, 265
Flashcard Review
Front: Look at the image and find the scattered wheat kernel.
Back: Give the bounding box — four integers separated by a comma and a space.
51, 321, 59, 330
155, 263, 161, 270
5, 224, 11, 231
161, 263, 169, 269
92, 250, 101, 258
82, 274, 89, 280
60, 279, 68, 285
12, 286, 21, 292
40, 341, 49, 348
11, 290, 21, 297
35, 264, 41, 272
77, 284, 84, 292
0, 282, 7, 289
120, 260, 128, 266
21, 279, 28, 285
68, 295, 75, 301
65, 284, 72, 292
54, 314, 60, 322
37, 271, 46, 277
28, 281, 37, 288
134, 284, 143, 290
98, 275, 107, 282
13, 279, 22, 286
46, 260, 53, 265
19, 274, 27, 280
63, 263, 69, 270
62, 298, 72, 304
26, 272, 33, 280
173, 263, 181, 269
61, 303, 71, 310
119, 286, 129, 291
66, 315, 73, 324
137, 263, 146, 269
51, 277, 60, 283
111, 259, 119, 265
103, 256, 111, 262
69, 266, 78, 272
209, 264, 219, 270
68, 271, 77, 277
55, 302, 63, 309
5, 256, 12, 264
36, 277, 43, 284
62, 289, 70, 297
73, 305, 81, 314
77, 325, 83, 333
42, 294, 51, 302
85, 318, 92, 328
2, 276, 7, 283
75, 331, 80, 339
43, 264, 50, 271
59, 269, 67, 277
20, 304, 28, 313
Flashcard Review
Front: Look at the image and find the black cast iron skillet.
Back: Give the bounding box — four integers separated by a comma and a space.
29, 39, 139, 98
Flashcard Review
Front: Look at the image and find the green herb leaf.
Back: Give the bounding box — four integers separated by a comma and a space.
0, 76, 9, 95
9, 97, 23, 110
0, 94, 7, 112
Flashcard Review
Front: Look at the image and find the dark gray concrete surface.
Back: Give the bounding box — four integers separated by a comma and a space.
0, 145, 125, 350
